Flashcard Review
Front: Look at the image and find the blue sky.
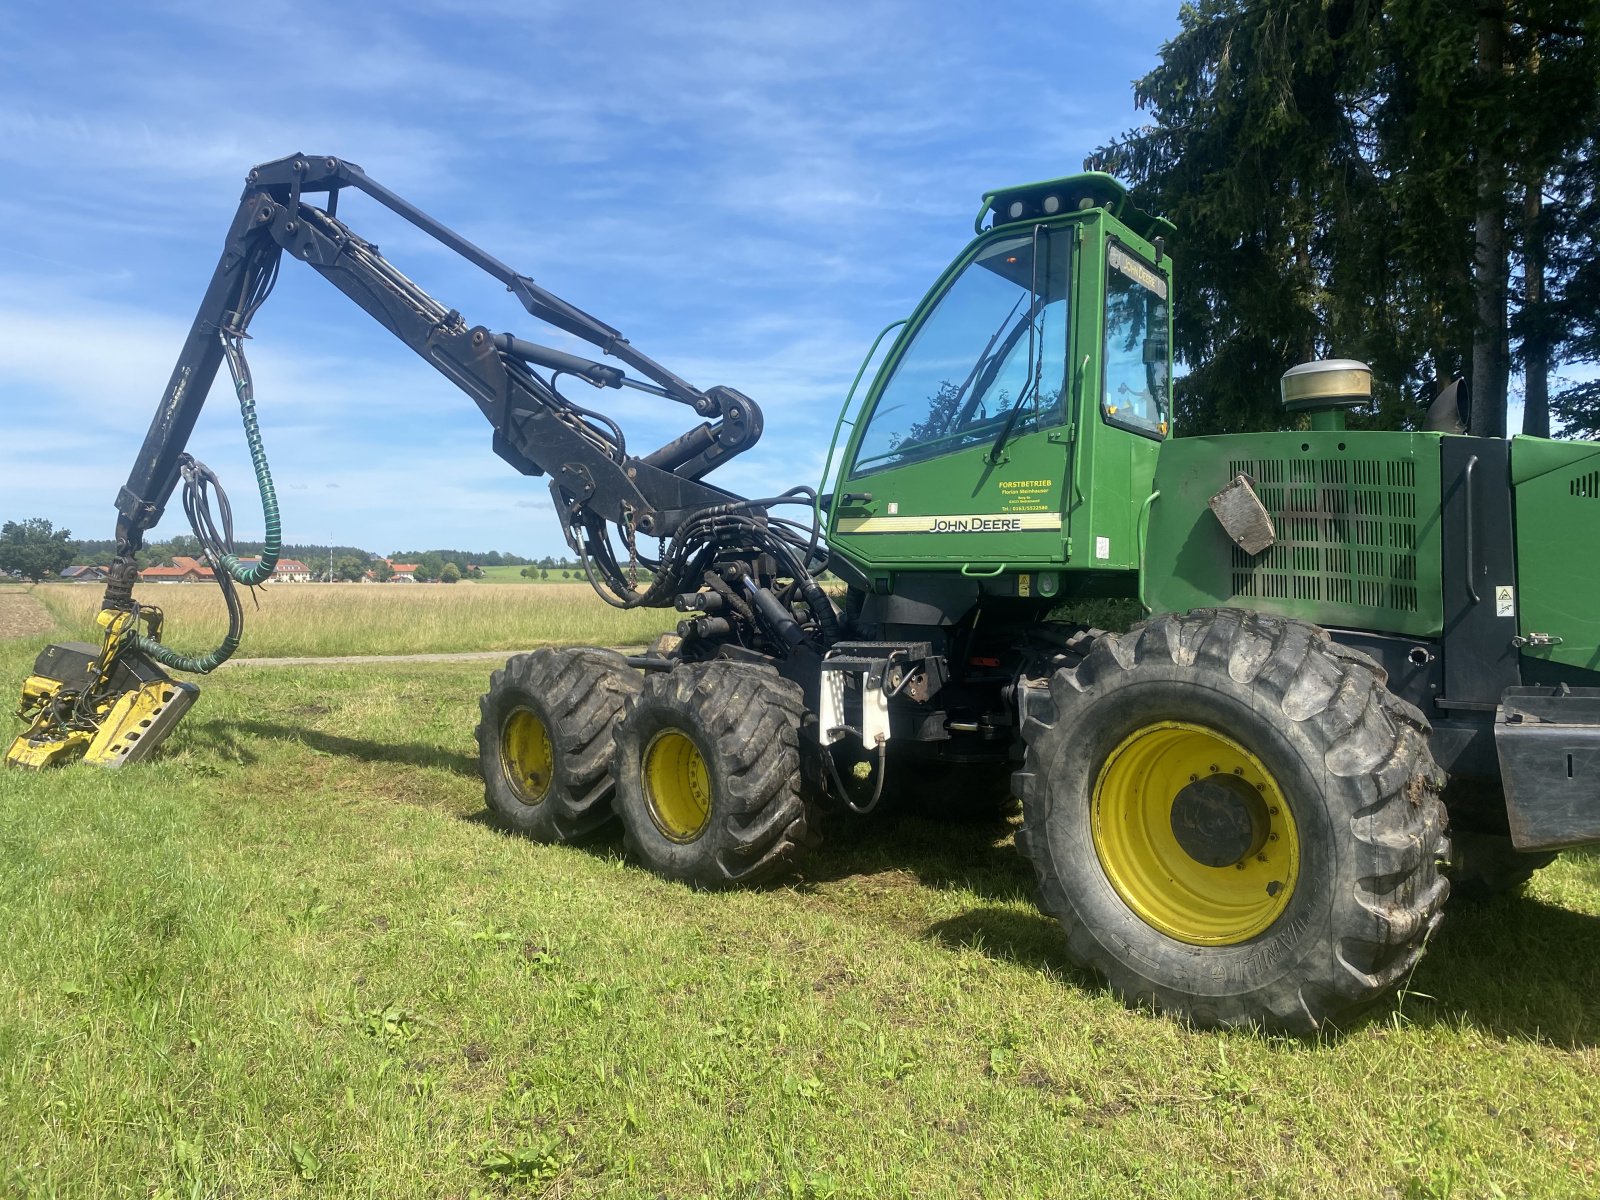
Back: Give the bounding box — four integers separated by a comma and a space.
0, 0, 1181, 559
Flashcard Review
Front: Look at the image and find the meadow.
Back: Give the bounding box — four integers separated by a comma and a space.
0, 587, 1597, 1197
28, 582, 679, 658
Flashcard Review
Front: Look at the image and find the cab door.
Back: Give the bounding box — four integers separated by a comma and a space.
832, 226, 1075, 568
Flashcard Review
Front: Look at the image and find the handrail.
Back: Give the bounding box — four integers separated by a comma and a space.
1136, 489, 1161, 611
814, 318, 908, 531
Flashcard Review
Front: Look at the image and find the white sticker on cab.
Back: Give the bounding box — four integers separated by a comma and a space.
1095, 536, 1110, 560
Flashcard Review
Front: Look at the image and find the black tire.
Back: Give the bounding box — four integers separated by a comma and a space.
1446, 830, 1557, 900
1014, 609, 1450, 1033
477, 647, 641, 842
612, 662, 816, 888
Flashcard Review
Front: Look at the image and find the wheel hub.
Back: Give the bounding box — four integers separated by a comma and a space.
642, 728, 712, 843
1169, 773, 1269, 868
1091, 721, 1300, 945
500, 707, 554, 805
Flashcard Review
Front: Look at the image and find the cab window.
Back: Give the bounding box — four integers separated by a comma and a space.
1102, 241, 1170, 439
852, 228, 1072, 475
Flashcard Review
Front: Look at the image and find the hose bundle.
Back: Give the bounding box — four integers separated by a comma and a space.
136, 267, 281, 674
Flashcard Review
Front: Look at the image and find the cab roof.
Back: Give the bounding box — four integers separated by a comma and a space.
977, 172, 1176, 243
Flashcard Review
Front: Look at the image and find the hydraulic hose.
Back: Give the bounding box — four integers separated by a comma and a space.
135, 331, 279, 674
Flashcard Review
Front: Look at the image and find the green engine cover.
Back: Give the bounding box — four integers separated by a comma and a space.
1144, 431, 1446, 638
1511, 435, 1600, 673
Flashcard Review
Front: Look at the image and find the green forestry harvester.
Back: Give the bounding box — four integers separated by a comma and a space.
11, 155, 1600, 1031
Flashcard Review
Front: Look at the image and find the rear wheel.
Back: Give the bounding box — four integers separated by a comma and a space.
1015, 609, 1450, 1033
612, 662, 816, 888
477, 647, 640, 842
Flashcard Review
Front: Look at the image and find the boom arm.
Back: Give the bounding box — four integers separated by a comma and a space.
9, 153, 840, 771
108, 153, 764, 596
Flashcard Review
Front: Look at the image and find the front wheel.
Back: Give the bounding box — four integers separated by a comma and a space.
477, 647, 640, 842
612, 662, 816, 888
1015, 610, 1450, 1033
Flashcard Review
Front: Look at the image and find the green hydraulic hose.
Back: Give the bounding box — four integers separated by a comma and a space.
135, 339, 280, 674
216, 376, 281, 588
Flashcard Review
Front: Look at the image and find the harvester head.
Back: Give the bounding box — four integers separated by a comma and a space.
5, 608, 198, 769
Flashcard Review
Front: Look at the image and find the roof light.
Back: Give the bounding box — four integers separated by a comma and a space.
1007, 200, 1025, 220
1042, 194, 1061, 215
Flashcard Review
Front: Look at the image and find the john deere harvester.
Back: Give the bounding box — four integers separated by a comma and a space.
12, 155, 1600, 1032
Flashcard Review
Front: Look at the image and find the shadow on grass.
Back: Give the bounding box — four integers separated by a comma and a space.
800, 803, 1037, 908
922, 906, 1083, 980
182, 712, 1600, 1044
1402, 892, 1600, 1047
185, 718, 480, 779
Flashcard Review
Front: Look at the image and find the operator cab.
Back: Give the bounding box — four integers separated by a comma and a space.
825, 172, 1174, 594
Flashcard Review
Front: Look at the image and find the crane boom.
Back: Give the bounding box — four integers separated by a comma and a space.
10, 153, 833, 770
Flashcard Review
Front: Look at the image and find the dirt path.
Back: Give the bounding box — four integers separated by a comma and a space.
0, 591, 54, 641
218, 646, 647, 669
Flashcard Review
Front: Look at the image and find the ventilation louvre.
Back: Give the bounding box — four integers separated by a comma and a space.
1227, 456, 1420, 614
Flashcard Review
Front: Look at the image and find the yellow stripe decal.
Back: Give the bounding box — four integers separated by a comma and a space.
835, 512, 1063, 534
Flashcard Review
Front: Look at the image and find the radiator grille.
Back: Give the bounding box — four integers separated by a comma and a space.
1227, 457, 1420, 613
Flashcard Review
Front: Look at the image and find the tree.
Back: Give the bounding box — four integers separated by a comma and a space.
440, 562, 462, 584
1090, 0, 1600, 437
371, 559, 394, 583
332, 554, 370, 582
0, 518, 74, 582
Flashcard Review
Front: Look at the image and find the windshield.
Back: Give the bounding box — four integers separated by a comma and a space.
853, 228, 1072, 475
1101, 241, 1170, 438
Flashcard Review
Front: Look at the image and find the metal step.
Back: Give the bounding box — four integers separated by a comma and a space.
1495, 685, 1600, 851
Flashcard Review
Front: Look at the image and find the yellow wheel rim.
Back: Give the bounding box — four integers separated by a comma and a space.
1092, 721, 1299, 945
500, 707, 555, 806
642, 728, 712, 843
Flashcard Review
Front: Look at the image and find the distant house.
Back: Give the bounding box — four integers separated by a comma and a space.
140, 555, 215, 584
238, 556, 314, 582
60, 565, 109, 581
388, 562, 419, 582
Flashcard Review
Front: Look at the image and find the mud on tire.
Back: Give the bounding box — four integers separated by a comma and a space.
477, 647, 640, 842
1014, 609, 1451, 1033
612, 662, 816, 888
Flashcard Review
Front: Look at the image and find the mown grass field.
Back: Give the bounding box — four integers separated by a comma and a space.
1, 589, 1598, 1197
28, 582, 678, 658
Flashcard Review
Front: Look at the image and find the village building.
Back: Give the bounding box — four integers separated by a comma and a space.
59, 565, 110, 581
238, 557, 314, 582
139, 555, 214, 584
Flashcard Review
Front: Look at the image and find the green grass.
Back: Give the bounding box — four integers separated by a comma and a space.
2, 612, 1600, 1197
28, 582, 678, 658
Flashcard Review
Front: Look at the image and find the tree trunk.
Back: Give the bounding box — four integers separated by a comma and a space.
1471, 13, 1509, 438
1522, 177, 1551, 437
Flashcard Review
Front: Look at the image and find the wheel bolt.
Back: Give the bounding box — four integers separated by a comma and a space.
1256, 853, 1268, 863
1268, 833, 1279, 842
1189, 773, 1198, 782
1268, 806, 1279, 815
1232, 766, 1244, 775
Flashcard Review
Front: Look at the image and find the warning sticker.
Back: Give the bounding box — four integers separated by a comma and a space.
1495, 585, 1515, 618
1095, 536, 1111, 560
